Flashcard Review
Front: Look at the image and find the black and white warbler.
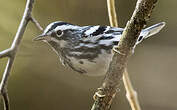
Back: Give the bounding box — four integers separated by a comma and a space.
34, 21, 165, 76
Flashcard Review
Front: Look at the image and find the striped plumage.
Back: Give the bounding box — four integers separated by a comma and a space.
34, 21, 165, 76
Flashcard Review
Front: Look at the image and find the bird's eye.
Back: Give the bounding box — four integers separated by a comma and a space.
56, 30, 63, 37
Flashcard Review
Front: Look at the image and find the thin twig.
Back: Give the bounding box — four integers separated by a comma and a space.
123, 69, 141, 110
0, 57, 15, 95
91, 0, 158, 110
0, 0, 42, 109
107, 0, 118, 27
30, 16, 43, 31
107, 0, 142, 110
1, 81, 10, 110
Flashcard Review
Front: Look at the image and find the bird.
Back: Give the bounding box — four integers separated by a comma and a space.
33, 21, 165, 76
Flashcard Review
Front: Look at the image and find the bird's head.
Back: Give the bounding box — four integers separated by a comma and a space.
33, 21, 81, 43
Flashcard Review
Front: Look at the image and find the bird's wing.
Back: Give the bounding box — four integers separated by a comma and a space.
80, 26, 124, 46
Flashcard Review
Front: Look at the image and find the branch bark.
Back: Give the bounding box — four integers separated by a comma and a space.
91, 0, 158, 110
0, 0, 43, 110
107, 0, 142, 110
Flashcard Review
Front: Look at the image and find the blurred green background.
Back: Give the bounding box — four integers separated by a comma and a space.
0, 0, 176, 110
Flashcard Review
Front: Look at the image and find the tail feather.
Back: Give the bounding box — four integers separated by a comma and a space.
136, 22, 166, 45
143, 22, 166, 39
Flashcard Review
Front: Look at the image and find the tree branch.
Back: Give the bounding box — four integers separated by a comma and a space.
107, 0, 142, 110
0, 49, 13, 58
123, 69, 141, 110
0, 0, 42, 109
91, 0, 158, 110
107, 0, 118, 27
1, 88, 10, 110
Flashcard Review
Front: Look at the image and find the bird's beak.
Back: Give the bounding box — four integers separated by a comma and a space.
33, 34, 47, 41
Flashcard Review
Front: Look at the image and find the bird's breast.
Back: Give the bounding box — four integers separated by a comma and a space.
65, 49, 114, 76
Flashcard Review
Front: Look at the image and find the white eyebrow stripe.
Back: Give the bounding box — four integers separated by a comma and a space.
43, 22, 81, 35
44, 22, 56, 34
84, 26, 100, 35
54, 25, 81, 31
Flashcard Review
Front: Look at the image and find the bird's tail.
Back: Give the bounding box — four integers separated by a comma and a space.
136, 22, 166, 45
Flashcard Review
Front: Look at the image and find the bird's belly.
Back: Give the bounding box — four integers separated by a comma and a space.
68, 51, 113, 76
